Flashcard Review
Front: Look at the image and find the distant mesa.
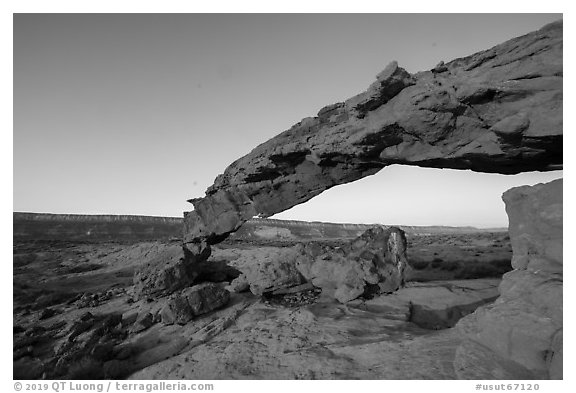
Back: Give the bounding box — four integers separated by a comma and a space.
12, 212, 504, 242
12, 213, 183, 242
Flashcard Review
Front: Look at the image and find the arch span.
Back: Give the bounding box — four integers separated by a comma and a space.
183, 21, 562, 258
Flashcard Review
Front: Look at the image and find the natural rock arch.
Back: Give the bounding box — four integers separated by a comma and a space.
129, 20, 564, 381
183, 20, 562, 260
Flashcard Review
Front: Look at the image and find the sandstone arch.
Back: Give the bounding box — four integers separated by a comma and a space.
138, 20, 564, 380
183, 21, 562, 258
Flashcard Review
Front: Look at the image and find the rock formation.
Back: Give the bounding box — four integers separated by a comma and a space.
160, 283, 231, 325
226, 225, 409, 303
133, 244, 201, 299
227, 247, 307, 296
124, 21, 564, 378
295, 226, 408, 302
454, 179, 562, 379
182, 20, 562, 264
174, 21, 562, 379
357, 278, 501, 329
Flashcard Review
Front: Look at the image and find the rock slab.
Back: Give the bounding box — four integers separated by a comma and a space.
354, 279, 500, 328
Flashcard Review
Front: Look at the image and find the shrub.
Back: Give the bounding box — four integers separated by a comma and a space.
409, 259, 429, 270
455, 263, 499, 279
440, 260, 460, 271
489, 258, 512, 268
474, 264, 501, 278
430, 257, 444, 269
489, 258, 513, 274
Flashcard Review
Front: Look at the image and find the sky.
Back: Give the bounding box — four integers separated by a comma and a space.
13, 13, 563, 227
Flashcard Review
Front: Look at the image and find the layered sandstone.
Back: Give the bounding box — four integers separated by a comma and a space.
224, 226, 408, 303
455, 179, 562, 379
183, 21, 562, 258
295, 226, 408, 302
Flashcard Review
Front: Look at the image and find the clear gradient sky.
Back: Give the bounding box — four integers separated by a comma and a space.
13, 13, 562, 227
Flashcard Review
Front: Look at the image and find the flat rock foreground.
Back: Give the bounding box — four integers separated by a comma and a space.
13, 178, 561, 379
14, 21, 562, 380
13, 229, 503, 379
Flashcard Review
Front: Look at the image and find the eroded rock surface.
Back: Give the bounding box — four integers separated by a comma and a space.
347, 278, 500, 329
160, 283, 231, 325
395, 280, 500, 329
225, 226, 408, 303
132, 244, 198, 299
129, 279, 499, 380
295, 226, 408, 302
12, 235, 509, 380
132, 242, 240, 300
183, 21, 562, 259
455, 179, 562, 379
227, 247, 307, 296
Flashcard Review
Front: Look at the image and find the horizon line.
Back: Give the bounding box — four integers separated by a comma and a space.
12, 211, 508, 230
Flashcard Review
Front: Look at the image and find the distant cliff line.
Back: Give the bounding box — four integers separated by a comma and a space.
13, 212, 505, 233
14, 212, 182, 224
246, 218, 504, 233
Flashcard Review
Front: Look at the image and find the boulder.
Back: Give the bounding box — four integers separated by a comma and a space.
225, 226, 407, 302
504, 184, 563, 273
455, 179, 563, 379
231, 247, 306, 296
296, 226, 408, 303
225, 273, 250, 293
130, 312, 155, 333
160, 283, 230, 325
133, 243, 206, 299
121, 312, 138, 328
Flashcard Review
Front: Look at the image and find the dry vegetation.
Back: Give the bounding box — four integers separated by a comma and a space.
405, 232, 512, 281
